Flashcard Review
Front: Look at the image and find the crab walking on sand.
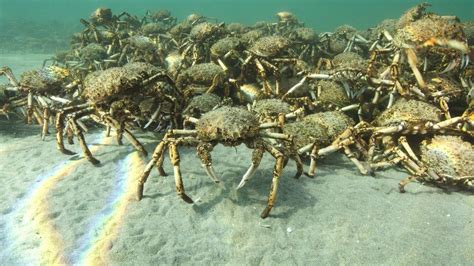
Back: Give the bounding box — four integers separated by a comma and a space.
362, 98, 473, 191
55, 62, 182, 165
136, 106, 304, 219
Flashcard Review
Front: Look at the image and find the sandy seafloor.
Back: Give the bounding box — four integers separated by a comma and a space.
0, 54, 473, 265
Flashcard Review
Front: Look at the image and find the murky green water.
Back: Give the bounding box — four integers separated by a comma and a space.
0, 0, 473, 28
1, 0, 473, 52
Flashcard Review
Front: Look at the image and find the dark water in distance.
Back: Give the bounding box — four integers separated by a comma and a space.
0, 0, 473, 31
0, 0, 472, 53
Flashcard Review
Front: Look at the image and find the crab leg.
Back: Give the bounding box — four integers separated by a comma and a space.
33, 106, 44, 125
387, 86, 398, 108
379, 146, 442, 192
115, 121, 124, 145
56, 111, 75, 155
155, 140, 171, 174
77, 119, 89, 133
306, 144, 319, 177
282, 76, 307, 98
344, 36, 354, 53
390, 50, 401, 80
341, 81, 353, 99
261, 59, 281, 95
169, 142, 193, 203
9, 97, 27, 107
67, 107, 100, 165
216, 58, 228, 73
342, 145, 371, 175
67, 114, 100, 165
311, 45, 317, 60
299, 45, 310, 60
0, 108, 9, 119
357, 105, 365, 122
340, 103, 360, 112
237, 142, 265, 189
313, 136, 370, 175
0, 66, 19, 86
118, 44, 129, 65
433, 116, 466, 129
26, 92, 34, 124
254, 58, 273, 95
66, 124, 75, 144
290, 148, 304, 179
398, 136, 420, 162
370, 156, 405, 170
307, 73, 330, 79
369, 39, 380, 52
18, 107, 27, 118
169, 129, 198, 136
191, 45, 200, 66
398, 174, 422, 192
144, 106, 163, 130
405, 48, 426, 89
105, 125, 111, 137
260, 143, 285, 219
197, 142, 220, 183
285, 107, 305, 121
355, 34, 369, 44
303, 126, 371, 175
103, 114, 148, 156
136, 140, 168, 201
41, 107, 51, 140
259, 131, 292, 141
301, 136, 350, 155
259, 109, 303, 128
123, 127, 148, 156
461, 54, 470, 70
398, 157, 432, 193
206, 74, 223, 94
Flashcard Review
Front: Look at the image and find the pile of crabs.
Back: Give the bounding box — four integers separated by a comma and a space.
1, 3, 473, 218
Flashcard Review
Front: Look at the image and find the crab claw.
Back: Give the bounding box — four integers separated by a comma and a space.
406, 48, 426, 89
421, 37, 469, 53
202, 164, 220, 183
237, 163, 259, 189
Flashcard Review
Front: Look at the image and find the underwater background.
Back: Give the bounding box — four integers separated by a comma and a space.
1, 0, 473, 53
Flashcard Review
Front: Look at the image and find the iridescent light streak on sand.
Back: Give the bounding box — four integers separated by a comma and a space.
68, 153, 134, 264
20, 134, 109, 264
2, 158, 69, 265
81, 152, 145, 265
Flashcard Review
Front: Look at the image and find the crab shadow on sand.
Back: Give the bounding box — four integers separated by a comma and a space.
0, 119, 43, 138
163, 145, 321, 219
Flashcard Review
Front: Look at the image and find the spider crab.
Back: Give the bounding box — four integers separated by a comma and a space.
143, 9, 177, 26
273, 11, 303, 34
368, 3, 469, 103
283, 52, 395, 121
362, 98, 473, 191
179, 22, 226, 66
281, 110, 371, 177
241, 35, 298, 96
0, 66, 74, 138
405, 135, 473, 191
136, 106, 301, 218
55, 62, 182, 165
